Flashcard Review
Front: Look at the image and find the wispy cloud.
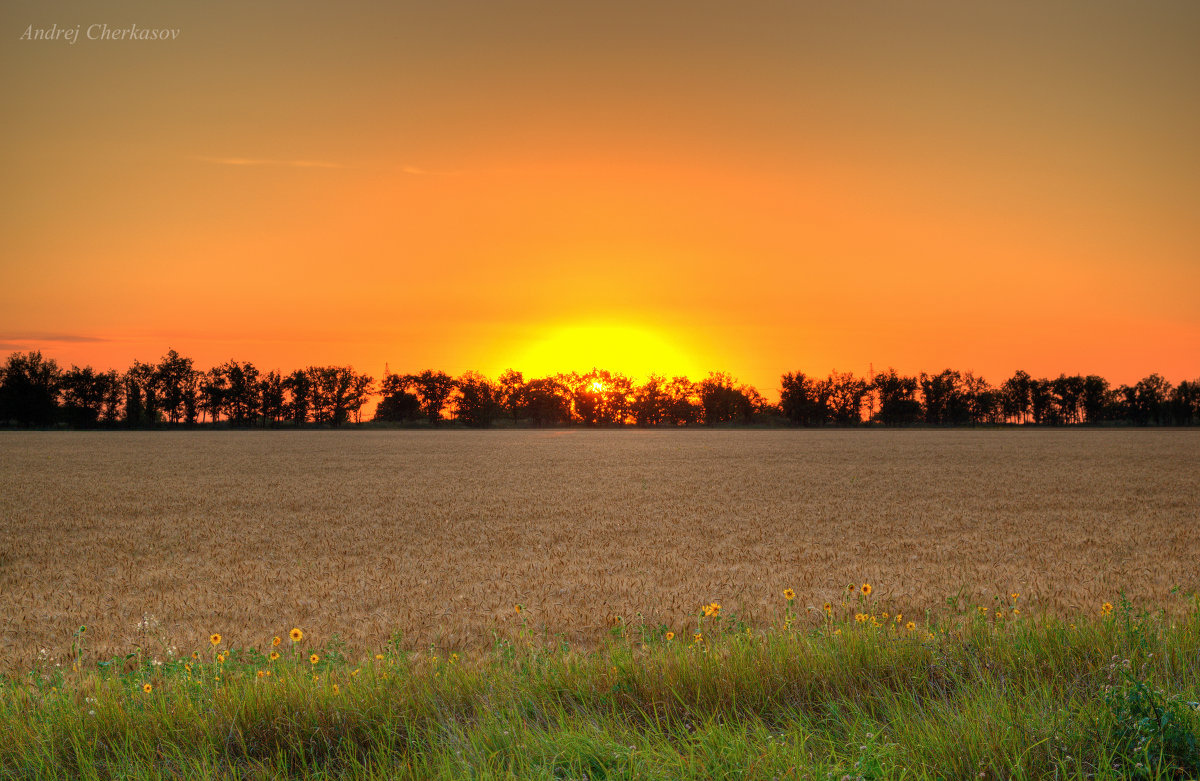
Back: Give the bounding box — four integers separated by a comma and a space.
0, 333, 108, 351
401, 165, 463, 176
2, 332, 109, 343
198, 156, 342, 169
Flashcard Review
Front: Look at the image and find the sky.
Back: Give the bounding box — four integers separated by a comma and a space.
2, 0, 1198, 394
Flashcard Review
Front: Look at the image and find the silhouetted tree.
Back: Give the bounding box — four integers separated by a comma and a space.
780, 371, 825, 426
1081, 375, 1110, 424
220, 361, 260, 426
826, 371, 868, 425
632, 374, 672, 426
564, 369, 633, 425
921, 369, 970, 425
1168, 379, 1199, 426
664, 376, 700, 425
453, 371, 502, 427
698, 372, 754, 425
520, 377, 572, 426
871, 368, 921, 426
1132, 374, 1173, 426
155, 350, 194, 425
259, 371, 285, 427
199, 368, 227, 424
1000, 370, 1033, 424
124, 361, 159, 427
406, 370, 455, 425
374, 370, 420, 423
59, 365, 110, 428
282, 369, 312, 425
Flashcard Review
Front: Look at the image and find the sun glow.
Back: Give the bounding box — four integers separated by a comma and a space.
512, 322, 702, 381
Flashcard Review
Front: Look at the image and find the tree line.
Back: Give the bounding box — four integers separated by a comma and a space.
0, 350, 1196, 428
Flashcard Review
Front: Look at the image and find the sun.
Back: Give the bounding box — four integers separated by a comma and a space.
512, 321, 700, 381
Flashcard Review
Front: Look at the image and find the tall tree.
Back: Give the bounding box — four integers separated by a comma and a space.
374, 370, 420, 423
406, 370, 455, 425
59, 365, 108, 428
871, 368, 921, 426
155, 350, 194, 424
454, 371, 502, 427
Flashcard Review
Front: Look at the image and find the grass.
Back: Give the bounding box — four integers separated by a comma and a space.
2, 594, 1198, 779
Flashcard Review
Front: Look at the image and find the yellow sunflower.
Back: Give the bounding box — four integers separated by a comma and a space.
665, 632, 675, 641
209, 634, 221, 646
860, 583, 872, 596
272, 636, 282, 647
289, 628, 303, 643
783, 589, 796, 601
142, 683, 152, 693
310, 653, 320, 665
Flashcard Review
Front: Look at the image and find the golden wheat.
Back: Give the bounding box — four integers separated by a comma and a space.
0, 430, 1196, 668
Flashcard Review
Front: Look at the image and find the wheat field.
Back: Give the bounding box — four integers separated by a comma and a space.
0, 429, 1196, 669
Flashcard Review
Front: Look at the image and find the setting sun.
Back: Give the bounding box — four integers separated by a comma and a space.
511, 323, 703, 382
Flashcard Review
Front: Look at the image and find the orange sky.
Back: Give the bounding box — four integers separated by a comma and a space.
2, 1, 1198, 394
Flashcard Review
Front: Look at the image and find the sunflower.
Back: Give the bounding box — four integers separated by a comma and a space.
860, 583, 872, 596
1101, 602, 1114, 615
289, 628, 303, 643
269, 651, 280, 661
906, 621, 916, 631
272, 636, 282, 647
823, 603, 832, 614
310, 653, 320, 665
256, 670, 264, 678
332, 684, 339, 694
216, 653, 225, 664
665, 632, 674, 641
693, 633, 703, 644
1011, 593, 1020, 600
374, 653, 385, 661
895, 614, 902, 623
209, 634, 221, 647
514, 604, 522, 615
783, 589, 796, 601
142, 683, 152, 693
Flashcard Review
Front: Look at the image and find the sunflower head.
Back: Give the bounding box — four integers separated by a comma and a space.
142, 683, 152, 693
272, 636, 282, 647
783, 588, 796, 601
1101, 602, 1114, 615
309, 653, 320, 665
269, 651, 280, 661
665, 631, 675, 641
209, 633, 221, 646
906, 621, 916, 631
289, 628, 303, 643
860, 583, 872, 596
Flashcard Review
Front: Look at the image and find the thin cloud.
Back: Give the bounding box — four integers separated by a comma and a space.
2, 332, 109, 343
401, 165, 463, 176
198, 156, 342, 169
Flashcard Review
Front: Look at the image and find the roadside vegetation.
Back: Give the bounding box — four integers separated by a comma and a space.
3, 590, 1197, 779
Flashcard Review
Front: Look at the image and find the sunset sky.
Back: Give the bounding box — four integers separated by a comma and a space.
2, 1, 1198, 394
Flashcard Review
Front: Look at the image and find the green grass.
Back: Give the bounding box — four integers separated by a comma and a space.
2, 597, 1198, 780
